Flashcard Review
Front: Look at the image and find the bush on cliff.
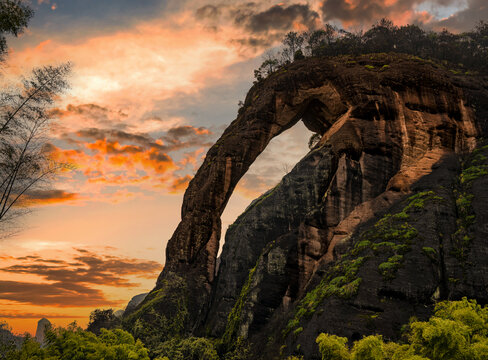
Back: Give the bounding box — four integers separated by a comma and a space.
254, 18, 488, 82
315, 298, 488, 360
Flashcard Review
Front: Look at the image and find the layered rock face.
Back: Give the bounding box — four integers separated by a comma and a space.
143, 54, 488, 357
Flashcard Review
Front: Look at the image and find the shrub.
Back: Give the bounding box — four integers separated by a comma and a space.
316, 333, 350, 360
316, 298, 488, 360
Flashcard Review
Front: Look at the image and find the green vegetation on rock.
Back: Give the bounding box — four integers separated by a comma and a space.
153, 337, 219, 360
452, 144, 488, 262
253, 19, 488, 85
315, 298, 488, 360
283, 256, 365, 337
357, 191, 444, 280
284, 190, 445, 338
221, 262, 258, 349
122, 273, 189, 355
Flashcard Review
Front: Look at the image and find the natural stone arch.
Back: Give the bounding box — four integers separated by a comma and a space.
155, 55, 478, 332
160, 76, 347, 305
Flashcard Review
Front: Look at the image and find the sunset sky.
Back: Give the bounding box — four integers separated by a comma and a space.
0, 0, 483, 335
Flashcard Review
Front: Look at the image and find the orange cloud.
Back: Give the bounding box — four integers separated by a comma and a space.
48, 139, 176, 186
169, 175, 192, 194
22, 190, 80, 206
6, 13, 244, 118
0, 249, 162, 307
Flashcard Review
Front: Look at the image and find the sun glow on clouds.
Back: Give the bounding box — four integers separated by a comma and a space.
7, 12, 245, 116
0, 0, 471, 336
0, 245, 162, 334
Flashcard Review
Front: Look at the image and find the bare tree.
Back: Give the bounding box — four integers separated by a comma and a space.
0, 63, 72, 235
281, 31, 305, 63
254, 49, 281, 82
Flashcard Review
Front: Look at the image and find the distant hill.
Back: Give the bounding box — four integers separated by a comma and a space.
0, 322, 23, 351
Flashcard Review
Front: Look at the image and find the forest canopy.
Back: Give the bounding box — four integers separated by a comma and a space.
254, 19, 488, 82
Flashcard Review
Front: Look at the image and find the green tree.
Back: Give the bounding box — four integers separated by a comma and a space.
364, 18, 397, 53
7, 324, 150, 360
316, 298, 488, 360
154, 337, 219, 360
316, 333, 350, 360
351, 335, 384, 360
0, 0, 33, 61
86, 309, 121, 335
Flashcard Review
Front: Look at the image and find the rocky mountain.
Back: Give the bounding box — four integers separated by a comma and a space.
125, 292, 148, 314
124, 53, 488, 359
35, 318, 51, 345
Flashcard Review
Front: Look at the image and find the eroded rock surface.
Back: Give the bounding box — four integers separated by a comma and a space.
136, 54, 488, 357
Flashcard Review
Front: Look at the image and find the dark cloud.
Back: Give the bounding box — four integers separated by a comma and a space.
149, 152, 172, 163
72, 124, 213, 153
196, 2, 320, 34
319, 0, 469, 28
77, 128, 158, 149
196, 3, 320, 51
0, 280, 116, 307
15, 255, 41, 261
237, 4, 320, 33
51, 104, 128, 128
0, 249, 162, 307
435, 0, 488, 32
23, 190, 79, 205
320, 0, 409, 24
195, 4, 222, 19
165, 125, 211, 139
230, 34, 284, 51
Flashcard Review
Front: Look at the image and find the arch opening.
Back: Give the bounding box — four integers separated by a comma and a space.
219, 121, 315, 257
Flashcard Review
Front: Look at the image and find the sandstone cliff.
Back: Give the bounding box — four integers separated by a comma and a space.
126, 53, 488, 359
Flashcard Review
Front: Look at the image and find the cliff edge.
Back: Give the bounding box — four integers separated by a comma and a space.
125, 53, 488, 359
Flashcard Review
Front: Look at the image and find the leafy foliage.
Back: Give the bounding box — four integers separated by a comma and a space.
153, 337, 219, 360
316, 333, 350, 360
0, 0, 33, 60
284, 256, 365, 337
452, 144, 488, 261
0, 321, 23, 359
86, 309, 121, 335
316, 298, 488, 360
122, 273, 189, 355
4, 324, 149, 360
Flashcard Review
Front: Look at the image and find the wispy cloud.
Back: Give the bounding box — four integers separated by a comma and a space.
0, 249, 162, 307
0, 311, 81, 319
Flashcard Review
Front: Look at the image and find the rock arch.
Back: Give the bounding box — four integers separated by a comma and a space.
156, 55, 478, 331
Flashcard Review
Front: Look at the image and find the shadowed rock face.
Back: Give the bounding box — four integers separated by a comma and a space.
150, 54, 488, 347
